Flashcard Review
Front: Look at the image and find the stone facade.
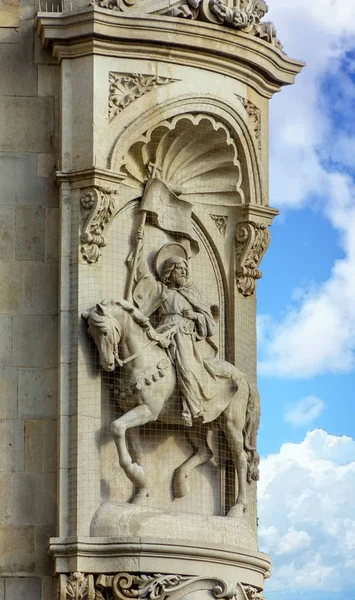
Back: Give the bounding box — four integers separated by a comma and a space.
0, 1, 303, 598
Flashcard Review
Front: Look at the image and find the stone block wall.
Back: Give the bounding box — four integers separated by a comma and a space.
0, 1, 59, 597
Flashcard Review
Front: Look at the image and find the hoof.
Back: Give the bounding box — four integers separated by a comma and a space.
173, 469, 189, 499
227, 503, 246, 518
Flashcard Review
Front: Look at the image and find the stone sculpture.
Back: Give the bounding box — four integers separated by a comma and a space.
83, 173, 261, 514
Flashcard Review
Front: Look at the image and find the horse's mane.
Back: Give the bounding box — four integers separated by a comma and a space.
88, 300, 150, 332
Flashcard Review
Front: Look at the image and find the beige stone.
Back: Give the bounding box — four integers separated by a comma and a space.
5, 577, 41, 600
0, 97, 54, 153
0, 525, 37, 576
0, 368, 17, 419
0, 525, 35, 574
15, 207, 45, 262
13, 316, 58, 368
43, 419, 57, 473
0, 153, 47, 208
45, 208, 59, 261
0, 0, 19, 28
25, 420, 45, 473
22, 262, 58, 315
0, 262, 21, 315
42, 576, 57, 600
0, 35, 36, 97
18, 369, 57, 419
35, 525, 56, 575
0, 578, 4, 600
0, 317, 12, 367
0, 419, 24, 473
0, 207, 15, 260
0, 474, 13, 524
37, 153, 56, 179
13, 472, 57, 525
38, 64, 60, 98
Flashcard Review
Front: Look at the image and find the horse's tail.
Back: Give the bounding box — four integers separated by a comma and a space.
243, 380, 261, 483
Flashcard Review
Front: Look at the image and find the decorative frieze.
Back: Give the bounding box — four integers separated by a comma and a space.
109, 72, 176, 121
210, 214, 228, 237
235, 221, 270, 296
236, 96, 261, 154
59, 574, 265, 600
80, 186, 118, 263
95, 0, 283, 51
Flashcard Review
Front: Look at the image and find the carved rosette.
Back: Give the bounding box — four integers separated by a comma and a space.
236, 96, 261, 154
80, 187, 118, 263
109, 73, 176, 121
60, 572, 95, 600
235, 221, 270, 296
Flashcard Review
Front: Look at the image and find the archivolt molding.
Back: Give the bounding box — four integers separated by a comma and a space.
59, 572, 265, 600
109, 96, 264, 207
80, 186, 118, 263
235, 220, 270, 296
108, 72, 177, 121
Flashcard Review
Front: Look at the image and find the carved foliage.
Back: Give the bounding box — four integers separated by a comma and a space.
236, 96, 261, 153
60, 573, 95, 600
109, 72, 176, 120
95, 0, 283, 50
210, 214, 228, 237
80, 187, 118, 263
60, 573, 265, 600
235, 221, 270, 296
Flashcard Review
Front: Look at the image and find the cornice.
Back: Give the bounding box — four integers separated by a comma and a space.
36, 7, 304, 98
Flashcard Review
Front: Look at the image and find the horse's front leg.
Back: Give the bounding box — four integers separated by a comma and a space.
219, 415, 248, 517
110, 403, 155, 501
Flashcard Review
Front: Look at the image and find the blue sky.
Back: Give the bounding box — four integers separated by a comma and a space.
255, 2, 355, 598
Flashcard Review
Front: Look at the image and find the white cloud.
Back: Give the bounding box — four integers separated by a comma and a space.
257, 0, 355, 378
284, 396, 325, 426
258, 430, 355, 594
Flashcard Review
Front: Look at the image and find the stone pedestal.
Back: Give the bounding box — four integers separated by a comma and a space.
36, 3, 303, 598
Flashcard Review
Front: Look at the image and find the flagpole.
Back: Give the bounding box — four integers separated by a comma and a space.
125, 210, 147, 302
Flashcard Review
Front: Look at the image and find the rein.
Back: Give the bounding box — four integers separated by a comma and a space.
113, 324, 178, 368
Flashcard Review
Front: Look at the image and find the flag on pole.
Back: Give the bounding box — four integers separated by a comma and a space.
140, 178, 199, 254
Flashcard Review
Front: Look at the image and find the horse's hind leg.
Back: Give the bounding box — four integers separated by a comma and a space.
219, 413, 248, 516
173, 425, 213, 499
110, 404, 155, 501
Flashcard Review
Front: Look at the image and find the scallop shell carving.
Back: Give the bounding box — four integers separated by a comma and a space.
119, 114, 244, 203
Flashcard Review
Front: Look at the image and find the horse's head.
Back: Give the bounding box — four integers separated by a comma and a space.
82, 301, 123, 371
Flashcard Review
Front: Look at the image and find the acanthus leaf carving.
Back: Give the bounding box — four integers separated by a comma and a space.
60, 572, 95, 600
239, 584, 265, 600
235, 221, 270, 296
109, 72, 176, 121
235, 96, 261, 154
210, 214, 228, 237
80, 186, 118, 264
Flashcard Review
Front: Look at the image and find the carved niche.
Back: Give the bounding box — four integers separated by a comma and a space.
235, 221, 270, 296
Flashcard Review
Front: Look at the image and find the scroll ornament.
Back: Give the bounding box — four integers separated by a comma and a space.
93, 573, 264, 600
235, 96, 261, 154
80, 187, 118, 264
235, 221, 270, 296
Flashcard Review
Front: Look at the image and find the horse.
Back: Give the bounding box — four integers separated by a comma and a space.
82, 300, 260, 516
